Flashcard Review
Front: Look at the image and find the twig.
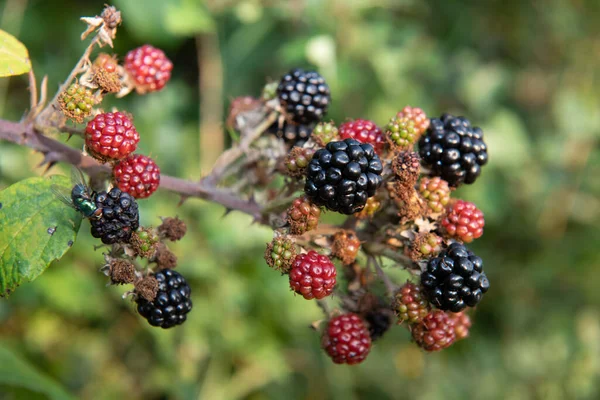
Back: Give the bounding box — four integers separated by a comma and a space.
28, 69, 38, 112
369, 256, 397, 296
0, 118, 263, 219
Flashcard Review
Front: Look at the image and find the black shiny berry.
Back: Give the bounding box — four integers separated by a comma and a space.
421, 242, 489, 312
268, 120, 315, 146
90, 188, 139, 244
136, 269, 193, 329
305, 138, 383, 214
418, 114, 488, 186
277, 68, 330, 124
364, 310, 392, 341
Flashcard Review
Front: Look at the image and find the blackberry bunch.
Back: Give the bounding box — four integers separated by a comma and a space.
421, 242, 490, 312
136, 269, 193, 329
305, 138, 383, 215
268, 121, 315, 146
277, 68, 330, 124
418, 114, 488, 186
90, 188, 139, 244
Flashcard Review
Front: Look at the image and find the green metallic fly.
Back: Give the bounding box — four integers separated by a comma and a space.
51, 167, 102, 219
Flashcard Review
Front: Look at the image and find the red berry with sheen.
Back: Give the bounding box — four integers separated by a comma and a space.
322, 313, 372, 365
441, 200, 485, 243
124, 45, 173, 93
85, 112, 139, 160
289, 251, 336, 300
113, 154, 161, 199
339, 119, 385, 154
411, 310, 456, 352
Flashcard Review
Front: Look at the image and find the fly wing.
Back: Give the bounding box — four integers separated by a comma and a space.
71, 166, 88, 189
50, 184, 75, 208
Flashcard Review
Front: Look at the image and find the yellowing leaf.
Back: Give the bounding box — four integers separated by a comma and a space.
0, 29, 32, 77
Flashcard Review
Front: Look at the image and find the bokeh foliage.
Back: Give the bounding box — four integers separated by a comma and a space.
1, 0, 599, 399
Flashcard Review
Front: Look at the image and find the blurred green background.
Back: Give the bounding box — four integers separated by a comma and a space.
1, 0, 600, 399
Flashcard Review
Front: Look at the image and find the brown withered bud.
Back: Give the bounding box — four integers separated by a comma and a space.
108, 259, 136, 285
134, 276, 159, 302
392, 151, 421, 188
158, 216, 187, 241
331, 230, 361, 265
153, 243, 178, 269
101, 6, 122, 29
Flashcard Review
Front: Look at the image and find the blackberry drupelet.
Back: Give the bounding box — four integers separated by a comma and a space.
418, 114, 488, 186
421, 242, 490, 312
277, 68, 330, 124
90, 188, 139, 244
136, 269, 192, 329
305, 138, 383, 215
268, 121, 315, 146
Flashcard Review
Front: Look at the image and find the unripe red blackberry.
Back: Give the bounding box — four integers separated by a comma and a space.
322, 313, 372, 365
396, 106, 430, 135
331, 230, 361, 265
113, 154, 161, 199
449, 311, 471, 341
312, 121, 339, 147
339, 119, 385, 155
59, 83, 95, 123
287, 197, 321, 235
411, 310, 456, 351
124, 44, 173, 93
289, 251, 336, 300
386, 116, 418, 150
284, 147, 315, 178
354, 196, 381, 219
393, 282, 429, 324
264, 235, 297, 273
441, 200, 484, 243
418, 177, 451, 214
85, 111, 139, 160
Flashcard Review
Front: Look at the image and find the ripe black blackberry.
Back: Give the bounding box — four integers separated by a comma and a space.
90, 188, 139, 244
305, 138, 383, 215
421, 242, 490, 312
418, 114, 488, 186
277, 68, 330, 124
136, 269, 193, 329
268, 121, 315, 146
364, 310, 392, 341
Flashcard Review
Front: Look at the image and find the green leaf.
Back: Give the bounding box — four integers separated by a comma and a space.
0, 175, 82, 297
0, 29, 32, 77
0, 343, 74, 400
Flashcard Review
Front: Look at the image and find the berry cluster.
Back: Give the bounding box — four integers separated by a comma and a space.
52, 33, 194, 330
246, 69, 492, 363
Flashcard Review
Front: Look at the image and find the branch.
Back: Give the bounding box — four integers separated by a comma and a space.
0, 118, 264, 219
